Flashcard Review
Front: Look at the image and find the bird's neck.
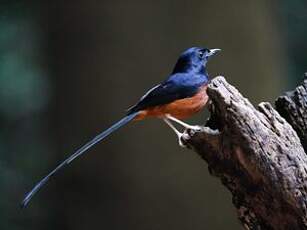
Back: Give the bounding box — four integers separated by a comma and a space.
172, 65, 208, 77
172, 60, 207, 75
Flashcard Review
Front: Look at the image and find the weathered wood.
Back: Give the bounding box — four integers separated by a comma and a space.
276, 73, 307, 152
182, 76, 307, 230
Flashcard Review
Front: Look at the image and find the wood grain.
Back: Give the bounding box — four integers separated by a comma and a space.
182, 76, 307, 230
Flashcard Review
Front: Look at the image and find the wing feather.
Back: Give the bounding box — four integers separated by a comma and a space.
127, 74, 202, 114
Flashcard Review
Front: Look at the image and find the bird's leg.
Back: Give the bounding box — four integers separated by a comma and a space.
165, 114, 201, 131
163, 118, 186, 147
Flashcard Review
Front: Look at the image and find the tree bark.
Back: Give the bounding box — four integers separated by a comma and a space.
182, 75, 307, 230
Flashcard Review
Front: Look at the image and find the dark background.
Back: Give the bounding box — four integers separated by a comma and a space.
1, 1, 306, 229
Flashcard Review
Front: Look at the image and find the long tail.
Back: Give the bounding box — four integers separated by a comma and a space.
21, 112, 139, 208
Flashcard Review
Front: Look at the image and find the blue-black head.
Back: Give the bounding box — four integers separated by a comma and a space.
172, 47, 221, 74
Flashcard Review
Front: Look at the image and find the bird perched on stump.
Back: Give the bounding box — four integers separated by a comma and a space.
21, 47, 221, 207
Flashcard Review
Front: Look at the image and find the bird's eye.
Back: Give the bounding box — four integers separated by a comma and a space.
198, 50, 205, 58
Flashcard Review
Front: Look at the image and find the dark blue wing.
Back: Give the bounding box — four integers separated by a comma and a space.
127, 73, 207, 114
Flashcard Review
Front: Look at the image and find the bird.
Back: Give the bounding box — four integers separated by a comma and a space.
21, 47, 221, 208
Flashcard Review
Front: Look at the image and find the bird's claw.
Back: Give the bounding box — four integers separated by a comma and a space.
179, 141, 186, 148
178, 133, 189, 148
184, 125, 202, 138
186, 125, 202, 131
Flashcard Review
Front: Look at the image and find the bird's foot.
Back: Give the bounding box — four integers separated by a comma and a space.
163, 115, 203, 147
179, 139, 186, 148
165, 114, 201, 131
178, 132, 190, 148
164, 118, 189, 147
185, 125, 202, 131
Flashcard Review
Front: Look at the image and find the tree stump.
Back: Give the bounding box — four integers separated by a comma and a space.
182, 75, 307, 230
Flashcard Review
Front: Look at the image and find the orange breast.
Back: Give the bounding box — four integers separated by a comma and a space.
135, 84, 208, 120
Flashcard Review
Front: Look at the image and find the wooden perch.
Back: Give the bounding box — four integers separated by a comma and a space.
182, 75, 307, 230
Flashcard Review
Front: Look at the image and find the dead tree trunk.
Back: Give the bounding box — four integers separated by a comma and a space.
182, 74, 307, 230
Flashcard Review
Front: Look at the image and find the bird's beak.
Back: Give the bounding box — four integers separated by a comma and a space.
206, 48, 221, 58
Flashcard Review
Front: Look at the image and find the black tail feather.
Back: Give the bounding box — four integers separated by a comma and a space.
21, 112, 139, 208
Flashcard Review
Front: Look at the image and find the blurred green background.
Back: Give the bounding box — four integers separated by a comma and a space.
1, 1, 306, 229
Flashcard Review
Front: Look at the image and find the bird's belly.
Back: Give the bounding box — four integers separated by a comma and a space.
136, 84, 208, 120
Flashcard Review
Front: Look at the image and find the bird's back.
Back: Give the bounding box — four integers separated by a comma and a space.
127, 72, 208, 117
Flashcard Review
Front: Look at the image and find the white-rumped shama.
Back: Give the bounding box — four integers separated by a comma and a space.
21, 47, 221, 207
